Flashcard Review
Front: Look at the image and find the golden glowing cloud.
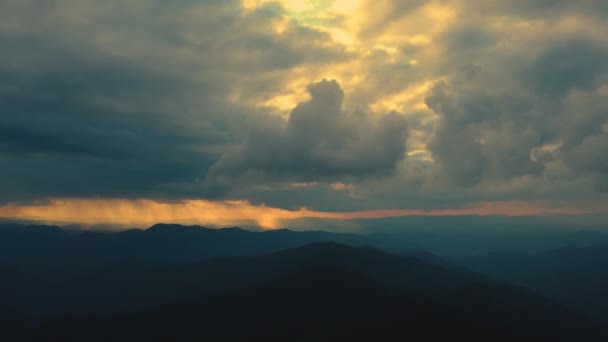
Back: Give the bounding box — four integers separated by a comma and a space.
0, 199, 595, 230
235, 0, 452, 164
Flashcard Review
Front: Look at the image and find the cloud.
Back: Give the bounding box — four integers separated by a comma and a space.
422, 30, 608, 190
1, 0, 607, 220
208, 79, 409, 184
0, 29, 223, 203
463, 0, 608, 18
425, 80, 545, 186
526, 39, 608, 97
0, 0, 354, 204
564, 134, 608, 191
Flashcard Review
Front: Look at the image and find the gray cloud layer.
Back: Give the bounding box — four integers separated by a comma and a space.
1, 0, 607, 211
0, 1, 353, 203
424, 35, 608, 191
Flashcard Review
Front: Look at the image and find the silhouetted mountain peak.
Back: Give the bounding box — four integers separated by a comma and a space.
264, 265, 382, 292
26, 225, 64, 233
262, 228, 293, 234
146, 224, 253, 235
218, 227, 257, 237
220, 226, 248, 232
0, 224, 64, 235
269, 242, 432, 272
147, 223, 212, 233
120, 228, 145, 235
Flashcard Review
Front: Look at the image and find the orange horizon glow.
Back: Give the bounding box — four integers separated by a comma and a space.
0, 198, 598, 230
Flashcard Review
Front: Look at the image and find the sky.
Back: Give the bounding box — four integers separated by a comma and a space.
0, 0, 607, 229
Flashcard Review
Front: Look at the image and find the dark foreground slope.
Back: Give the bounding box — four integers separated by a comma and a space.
461, 245, 608, 321
0, 243, 602, 341
1, 242, 485, 314
31, 266, 603, 342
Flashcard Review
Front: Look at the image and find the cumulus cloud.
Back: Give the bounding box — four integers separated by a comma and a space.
208, 79, 409, 183
425, 80, 545, 186
419, 19, 608, 191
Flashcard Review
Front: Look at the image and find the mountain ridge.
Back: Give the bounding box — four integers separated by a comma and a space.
30, 263, 604, 342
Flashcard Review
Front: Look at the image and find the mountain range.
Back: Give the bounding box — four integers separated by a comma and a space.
1, 222, 607, 341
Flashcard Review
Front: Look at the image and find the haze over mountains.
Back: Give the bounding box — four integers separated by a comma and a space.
1, 221, 607, 341
462, 245, 608, 321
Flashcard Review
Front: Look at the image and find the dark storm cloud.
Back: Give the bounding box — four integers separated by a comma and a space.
209, 79, 409, 183
0, 32, 203, 156
0, 32, 222, 203
526, 39, 608, 97
0, 0, 355, 204
425, 80, 545, 187
422, 28, 608, 189
1, 0, 607, 214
